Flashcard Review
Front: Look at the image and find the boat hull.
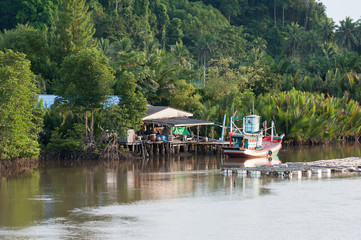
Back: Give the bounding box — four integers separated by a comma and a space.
222, 140, 282, 158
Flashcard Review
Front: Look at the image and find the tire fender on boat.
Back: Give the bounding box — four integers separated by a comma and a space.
268, 150, 272, 156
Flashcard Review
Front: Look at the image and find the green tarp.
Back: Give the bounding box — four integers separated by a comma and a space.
172, 127, 190, 135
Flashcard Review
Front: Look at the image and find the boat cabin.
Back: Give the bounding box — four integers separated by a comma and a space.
230, 115, 264, 150
223, 114, 283, 158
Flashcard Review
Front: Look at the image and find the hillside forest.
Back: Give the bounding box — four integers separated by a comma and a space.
2, 0, 361, 160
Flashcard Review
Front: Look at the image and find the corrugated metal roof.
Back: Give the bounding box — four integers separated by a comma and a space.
146, 106, 169, 116
144, 117, 214, 127
143, 106, 193, 120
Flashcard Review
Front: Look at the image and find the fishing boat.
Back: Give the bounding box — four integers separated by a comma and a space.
222, 115, 284, 158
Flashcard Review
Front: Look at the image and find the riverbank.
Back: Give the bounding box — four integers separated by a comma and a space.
0, 158, 39, 177
0, 148, 135, 177
305, 157, 361, 168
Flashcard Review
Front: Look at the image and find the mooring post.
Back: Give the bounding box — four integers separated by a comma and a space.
155, 143, 159, 155
149, 144, 153, 156
171, 143, 174, 155
197, 125, 200, 142
161, 143, 165, 155
166, 142, 170, 155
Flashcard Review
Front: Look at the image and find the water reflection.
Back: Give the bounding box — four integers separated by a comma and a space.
279, 143, 361, 162
1, 143, 361, 237
0, 155, 279, 229
222, 156, 281, 168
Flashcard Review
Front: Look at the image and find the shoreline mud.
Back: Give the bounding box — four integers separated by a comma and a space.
304, 157, 361, 168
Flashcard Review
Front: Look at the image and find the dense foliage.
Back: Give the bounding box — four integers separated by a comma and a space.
0, 50, 42, 159
2, 0, 361, 158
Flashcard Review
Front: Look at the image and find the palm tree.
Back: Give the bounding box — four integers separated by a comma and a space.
170, 42, 192, 69
283, 22, 304, 60
302, 30, 321, 54
111, 37, 132, 54
195, 33, 218, 85
335, 17, 358, 51
319, 17, 335, 43
304, 0, 309, 30
355, 19, 361, 54
97, 38, 112, 59
280, 0, 292, 28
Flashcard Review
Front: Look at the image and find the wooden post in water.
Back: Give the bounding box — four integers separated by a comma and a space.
197, 125, 200, 142
166, 142, 170, 155
180, 144, 185, 152
140, 141, 145, 159
170, 143, 174, 155
155, 143, 159, 155
161, 143, 165, 155
149, 143, 153, 156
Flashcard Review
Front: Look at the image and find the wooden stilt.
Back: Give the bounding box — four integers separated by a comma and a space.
161, 143, 165, 155
149, 144, 153, 156
197, 125, 200, 142
155, 144, 159, 155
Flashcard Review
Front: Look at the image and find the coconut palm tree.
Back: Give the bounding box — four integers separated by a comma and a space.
283, 22, 304, 60
335, 17, 358, 51
170, 42, 192, 69
319, 17, 335, 43
195, 33, 218, 85
302, 30, 321, 54
97, 38, 112, 59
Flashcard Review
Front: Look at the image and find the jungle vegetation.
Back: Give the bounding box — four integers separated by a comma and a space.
1, 0, 361, 159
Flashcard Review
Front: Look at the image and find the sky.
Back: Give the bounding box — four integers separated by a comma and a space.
319, 0, 361, 24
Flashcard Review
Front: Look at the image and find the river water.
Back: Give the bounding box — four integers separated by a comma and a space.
1, 144, 361, 239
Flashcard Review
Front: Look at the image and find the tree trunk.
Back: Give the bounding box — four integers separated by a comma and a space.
203, 57, 206, 87
304, 0, 309, 30
90, 109, 95, 145
282, 6, 285, 28
115, 0, 123, 13
84, 111, 89, 144
274, 0, 277, 27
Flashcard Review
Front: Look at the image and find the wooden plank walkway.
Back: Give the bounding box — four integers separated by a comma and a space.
122, 140, 230, 157
222, 157, 361, 178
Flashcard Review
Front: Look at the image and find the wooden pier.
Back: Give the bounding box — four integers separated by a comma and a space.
222, 157, 361, 178
122, 140, 230, 158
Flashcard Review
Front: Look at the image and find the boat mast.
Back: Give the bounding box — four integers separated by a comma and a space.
271, 121, 274, 142
221, 114, 226, 140
230, 117, 233, 133
242, 117, 245, 134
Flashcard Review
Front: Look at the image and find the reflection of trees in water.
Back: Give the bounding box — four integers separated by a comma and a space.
0, 168, 42, 227
0, 155, 287, 229
279, 143, 361, 162
0, 158, 39, 178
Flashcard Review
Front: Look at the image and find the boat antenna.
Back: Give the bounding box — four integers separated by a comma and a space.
252, 101, 255, 114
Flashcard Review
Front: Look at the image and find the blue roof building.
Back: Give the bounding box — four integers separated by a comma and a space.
38, 94, 121, 108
